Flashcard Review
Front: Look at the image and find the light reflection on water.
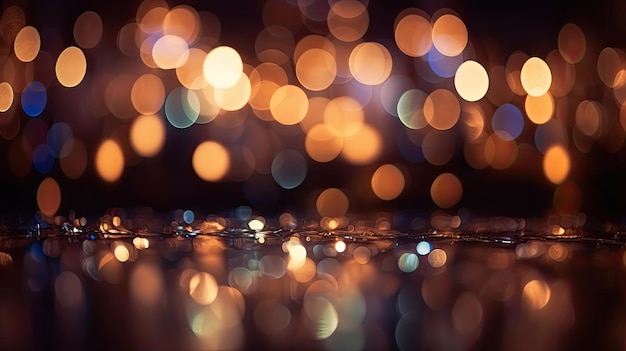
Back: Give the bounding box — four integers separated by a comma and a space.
1, 216, 625, 351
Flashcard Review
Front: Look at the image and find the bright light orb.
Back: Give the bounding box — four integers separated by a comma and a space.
203, 46, 243, 89
520, 57, 552, 97
454, 60, 489, 102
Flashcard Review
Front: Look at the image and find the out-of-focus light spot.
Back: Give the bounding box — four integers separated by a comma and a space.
520, 57, 552, 96
131, 74, 165, 115
427, 48, 463, 78
37, 177, 61, 217
398, 252, 418, 273
454, 60, 488, 101
353, 246, 371, 264
431, 173, 463, 208
259, 255, 287, 279
525, 92, 554, 124
213, 72, 251, 112
522, 280, 551, 310
130, 263, 163, 306
341, 124, 382, 165
133, 237, 150, 250
381, 75, 414, 117
317, 188, 349, 217
431, 13, 467, 57
296, 48, 337, 91
484, 134, 518, 170
21, 81, 47, 117
394, 12, 432, 57
427, 249, 447, 268
535, 119, 568, 154
204, 46, 243, 89
14, 26, 40, 62
327, 0, 368, 42
305, 124, 343, 163
189, 271, 218, 305
597, 47, 622, 88
543, 145, 570, 184
254, 300, 291, 336
397, 89, 428, 129
424, 89, 460, 130
0, 82, 13, 112
558, 23, 586, 64
60, 138, 87, 179
547, 50, 576, 97
271, 149, 307, 189
176, 48, 209, 90
138, 4, 169, 33
105, 75, 136, 119
492, 103, 524, 140
55, 271, 83, 308
324, 96, 364, 137
95, 139, 124, 182
304, 296, 338, 340
163, 5, 201, 44
335, 241, 346, 253
452, 293, 483, 338
270, 84, 308, 125
32, 144, 54, 173
152, 35, 189, 69
575, 100, 602, 137
192, 141, 230, 182
248, 218, 265, 231
55, 46, 87, 87
371, 164, 405, 200
74, 11, 102, 49
113, 244, 130, 262
165, 87, 200, 128
422, 129, 455, 166
47, 122, 73, 158
130, 114, 165, 157
0, 6, 25, 45
255, 25, 294, 64
349, 42, 392, 85
416, 241, 431, 255
548, 244, 568, 262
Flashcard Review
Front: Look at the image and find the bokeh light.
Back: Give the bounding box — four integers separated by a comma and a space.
130, 114, 166, 157
203, 46, 243, 89
131, 74, 165, 115
454, 60, 488, 102
371, 164, 405, 200
74, 11, 103, 49
430, 173, 463, 208
0, 82, 14, 112
192, 141, 230, 182
520, 57, 552, 97
394, 12, 432, 57
543, 145, 570, 184
349, 42, 392, 85
152, 35, 189, 69
13, 26, 40, 62
424, 89, 460, 130
431, 13, 467, 57
316, 188, 349, 217
558, 23, 586, 64
95, 139, 125, 182
55, 46, 87, 88
271, 149, 307, 189
21, 81, 47, 117
270, 85, 308, 125
36, 177, 61, 217
492, 103, 524, 140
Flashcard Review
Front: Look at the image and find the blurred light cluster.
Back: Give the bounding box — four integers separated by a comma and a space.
0, 0, 623, 222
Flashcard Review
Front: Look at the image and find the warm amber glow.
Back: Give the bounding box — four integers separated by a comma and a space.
430, 173, 463, 208
316, 188, 349, 217
454, 60, 489, 102
13, 26, 40, 62
203, 46, 243, 88
558, 23, 586, 64
162, 5, 201, 44
305, 124, 343, 163
394, 13, 432, 57
525, 92, 554, 124
0, 82, 13, 112
189, 271, 218, 305
296, 48, 337, 91
349, 42, 392, 85
543, 145, 570, 184
327, 0, 369, 42
131, 74, 165, 115
176, 48, 209, 90
431, 14, 467, 57
192, 141, 230, 181
213, 72, 251, 111
575, 100, 601, 137
341, 124, 382, 165
424, 89, 460, 130
522, 280, 551, 310
152, 35, 189, 69
73, 11, 103, 49
130, 114, 166, 157
371, 164, 405, 200
270, 84, 309, 125
520, 57, 552, 97
36, 177, 61, 217
95, 139, 125, 182
55, 46, 87, 87
324, 96, 364, 137
597, 47, 622, 88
